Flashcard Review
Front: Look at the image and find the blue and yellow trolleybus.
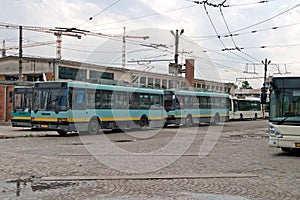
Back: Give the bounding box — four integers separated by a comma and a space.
31, 81, 166, 135
164, 90, 230, 126
11, 86, 33, 127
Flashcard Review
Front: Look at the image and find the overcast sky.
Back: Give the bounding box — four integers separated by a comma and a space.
0, 0, 299, 88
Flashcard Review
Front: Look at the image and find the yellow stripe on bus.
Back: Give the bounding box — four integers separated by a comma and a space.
175, 114, 229, 118
12, 116, 31, 120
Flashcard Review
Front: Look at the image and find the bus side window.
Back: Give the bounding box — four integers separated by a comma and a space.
129, 93, 139, 109
68, 88, 73, 109
150, 94, 162, 109
139, 93, 150, 109
113, 92, 128, 109
234, 100, 238, 112
75, 89, 85, 109
102, 90, 112, 109
86, 89, 96, 109
95, 90, 102, 109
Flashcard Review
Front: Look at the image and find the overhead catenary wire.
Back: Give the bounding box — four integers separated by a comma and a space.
202, 2, 257, 63
232, 3, 300, 33
77, 0, 121, 28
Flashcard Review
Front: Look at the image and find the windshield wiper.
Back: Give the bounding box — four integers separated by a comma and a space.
277, 116, 290, 125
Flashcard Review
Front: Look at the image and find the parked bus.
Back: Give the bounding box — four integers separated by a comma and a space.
11, 86, 33, 127
229, 96, 263, 120
268, 75, 300, 152
31, 81, 166, 135
164, 90, 230, 126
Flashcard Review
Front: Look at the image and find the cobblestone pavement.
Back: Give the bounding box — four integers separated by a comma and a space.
0, 120, 300, 199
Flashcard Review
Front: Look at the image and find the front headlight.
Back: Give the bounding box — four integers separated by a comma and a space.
268, 125, 282, 138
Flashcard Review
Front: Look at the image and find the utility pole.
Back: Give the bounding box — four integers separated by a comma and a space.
1, 40, 6, 57
261, 58, 271, 119
54, 31, 63, 60
122, 27, 149, 69
171, 29, 184, 89
262, 58, 271, 88
18, 26, 23, 81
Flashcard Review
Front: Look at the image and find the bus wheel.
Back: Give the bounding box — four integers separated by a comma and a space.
240, 113, 243, 121
253, 113, 257, 120
185, 115, 193, 127
281, 147, 293, 152
57, 130, 67, 136
212, 114, 220, 126
140, 116, 149, 130
88, 117, 100, 135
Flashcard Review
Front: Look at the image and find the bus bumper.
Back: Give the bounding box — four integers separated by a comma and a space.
31, 122, 70, 132
11, 120, 31, 127
269, 135, 300, 149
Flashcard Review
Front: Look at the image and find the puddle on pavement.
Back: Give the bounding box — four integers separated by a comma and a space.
0, 179, 77, 198
113, 139, 137, 143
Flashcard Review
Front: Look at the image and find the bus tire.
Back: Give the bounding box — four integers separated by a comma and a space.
57, 130, 68, 136
211, 113, 220, 126
185, 115, 193, 127
281, 147, 293, 153
88, 117, 101, 135
240, 113, 243, 121
253, 113, 257, 120
140, 115, 149, 130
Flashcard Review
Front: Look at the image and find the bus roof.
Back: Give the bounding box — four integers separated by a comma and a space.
272, 74, 300, 79
230, 95, 260, 101
34, 80, 164, 94
168, 89, 229, 97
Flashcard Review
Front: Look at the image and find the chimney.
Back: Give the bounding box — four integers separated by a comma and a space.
185, 59, 194, 87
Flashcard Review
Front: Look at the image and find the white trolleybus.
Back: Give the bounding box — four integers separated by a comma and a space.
268, 75, 300, 152
229, 96, 263, 120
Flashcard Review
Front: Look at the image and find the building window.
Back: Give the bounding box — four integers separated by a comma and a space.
211, 85, 215, 90
90, 70, 114, 80
131, 75, 138, 84
181, 81, 186, 88
148, 78, 154, 87
216, 86, 219, 91
162, 79, 167, 89
168, 80, 173, 89
59, 66, 87, 81
140, 77, 146, 86
207, 85, 210, 90
155, 78, 161, 88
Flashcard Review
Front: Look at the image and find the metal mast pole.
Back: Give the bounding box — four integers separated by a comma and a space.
18, 26, 23, 81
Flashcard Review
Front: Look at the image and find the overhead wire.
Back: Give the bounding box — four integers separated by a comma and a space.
84, 4, 196, 29
76, 0, 121, 28
232, 3, 300, 33
202, 2, 256, 63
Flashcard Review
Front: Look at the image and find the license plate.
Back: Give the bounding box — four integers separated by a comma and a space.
41, 125, 48, 128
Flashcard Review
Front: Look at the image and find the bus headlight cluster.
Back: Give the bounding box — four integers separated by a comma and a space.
268, 125, 282, 138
